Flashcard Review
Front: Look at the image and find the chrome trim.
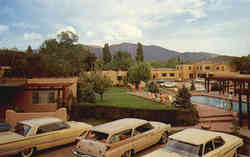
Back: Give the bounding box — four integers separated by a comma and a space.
72, 148, 102, 157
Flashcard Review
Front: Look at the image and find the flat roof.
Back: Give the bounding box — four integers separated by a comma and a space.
92, 118, 147, 134
170, 128, 219, 145
20, 117, 63, 127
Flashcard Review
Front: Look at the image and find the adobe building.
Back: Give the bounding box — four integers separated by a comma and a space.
0, 77, 78, 120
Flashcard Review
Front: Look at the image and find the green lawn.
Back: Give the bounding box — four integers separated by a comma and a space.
80, 87, 173, 110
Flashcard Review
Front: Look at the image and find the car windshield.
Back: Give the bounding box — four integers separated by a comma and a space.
164, 139, 200, 157
85, 130, 109, 143
14, 123, 31, 136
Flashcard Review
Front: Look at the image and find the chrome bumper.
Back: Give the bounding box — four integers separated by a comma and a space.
72, 148, 102, 157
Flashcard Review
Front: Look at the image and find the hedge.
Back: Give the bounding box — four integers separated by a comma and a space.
71, 104, 199, 126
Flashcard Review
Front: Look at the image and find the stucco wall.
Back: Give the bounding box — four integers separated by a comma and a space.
5, 108, 67, 127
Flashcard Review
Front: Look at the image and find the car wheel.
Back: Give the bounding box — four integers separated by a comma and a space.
160, 131, 168, 144
20, 147, 35, 157
121, 150, 132, 157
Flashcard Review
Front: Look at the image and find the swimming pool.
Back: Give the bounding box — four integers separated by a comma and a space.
191, 96, 247, 112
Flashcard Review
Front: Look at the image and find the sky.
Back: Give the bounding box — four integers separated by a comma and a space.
0, 0, 250, 56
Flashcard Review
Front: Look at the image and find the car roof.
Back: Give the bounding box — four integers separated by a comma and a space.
170, 128, 220, 145
92, 118, 148, 135
19, 117, 63, 127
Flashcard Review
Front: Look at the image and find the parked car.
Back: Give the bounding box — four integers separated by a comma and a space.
160, 82, 177, 88
143, 128, 243, 157
0, 117, 92, 157
73, 118, 171, 157
0, 122, 11, 132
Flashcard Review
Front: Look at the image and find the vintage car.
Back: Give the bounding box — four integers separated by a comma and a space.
73, 118, 171, 157
143, 128, 243, 157
0, 117, 92, 157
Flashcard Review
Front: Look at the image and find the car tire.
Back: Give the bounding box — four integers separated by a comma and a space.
121, 150, 132, 157
160, 131, 168, 144
20, 147, 35, 157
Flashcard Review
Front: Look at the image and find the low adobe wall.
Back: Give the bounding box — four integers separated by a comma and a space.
5, 108, 67, 127
72, 105, 199, 126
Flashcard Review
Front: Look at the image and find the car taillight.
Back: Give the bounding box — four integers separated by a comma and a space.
75, 137, 81, 144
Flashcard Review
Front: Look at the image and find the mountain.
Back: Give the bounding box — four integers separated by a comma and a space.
84, 42, 227, 62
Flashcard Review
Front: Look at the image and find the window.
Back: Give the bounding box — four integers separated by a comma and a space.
14, 123, 31, 136
221, 66, 224, 71
204, 141, 214, 154
189, 66, 192, 70
170, 73, 175, 77
162, 73, 167, 77
205, 66, 210, 70
134, 123, 153, 135
197, 67, 199, 70
216, 67, 220, 70
117, 76, 122, 81
109, 129, 132, 144
200, 66, 202, 70
177, 67, 179, 70
214, 137, 224, 149
198, 145, 203, 157
37, 122, 70, 134
32, 91, 55, 104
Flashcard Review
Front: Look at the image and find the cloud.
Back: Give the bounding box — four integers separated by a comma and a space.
24, 32, 42, 40
56, 26, 77, 35
0, 25, 9, 32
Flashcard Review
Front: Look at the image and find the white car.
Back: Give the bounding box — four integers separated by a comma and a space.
160, 82, 177, 88
143, 128, 243, 157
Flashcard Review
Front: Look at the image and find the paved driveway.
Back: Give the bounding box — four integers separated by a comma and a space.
10, 143, 163, 157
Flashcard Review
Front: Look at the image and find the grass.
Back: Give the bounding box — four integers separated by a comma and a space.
79, 87, 174, 110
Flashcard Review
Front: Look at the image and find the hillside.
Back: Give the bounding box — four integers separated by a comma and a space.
84, 42, 227, 62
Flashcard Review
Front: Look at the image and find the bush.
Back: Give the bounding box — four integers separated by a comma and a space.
211, 83, 220, 91
175, 85, 192, 109
147, 81, 159, 93
190, 81, 195, 91
79, 86, 96, 103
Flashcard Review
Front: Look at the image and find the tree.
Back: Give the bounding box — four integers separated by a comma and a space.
57, 31, 79, 45
26, 45, 33, 55
91, 72, 112, 101
127, 62, 151, 89
175, 85, 192, 109
102, 43, 112, 65
135, 42, 144, 62
112, 51, 132, 70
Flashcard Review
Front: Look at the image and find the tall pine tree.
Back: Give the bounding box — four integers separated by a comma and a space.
26, 45, 33, 55
102, 43, 112, 64
136, 42, 144, 62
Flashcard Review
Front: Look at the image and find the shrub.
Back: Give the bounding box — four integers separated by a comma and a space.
190, 80, 196, 91
175, 85, 192, 109
147, 81, 159, 93
79, 85, 96, 103
211, 83, 220, 91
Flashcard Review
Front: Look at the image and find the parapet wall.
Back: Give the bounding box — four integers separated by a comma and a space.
5, 107, 67, 127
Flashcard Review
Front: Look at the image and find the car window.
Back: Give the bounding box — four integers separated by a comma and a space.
134, 123, 153, 136
109, 129, 132, 144
214, 137, 224, 149
37, 122, 70, 134
204, 141, 214, 154
14, 123, 31, 136
85, 131, 109, 143
198, 144, 203, 157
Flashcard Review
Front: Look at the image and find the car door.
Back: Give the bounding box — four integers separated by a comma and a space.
213, 137, 234, 157
34, 122, 65, 150
106, 129, 133, 157
131, 123, 155, 153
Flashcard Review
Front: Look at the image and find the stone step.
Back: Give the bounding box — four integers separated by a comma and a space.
199, 116, 234, 123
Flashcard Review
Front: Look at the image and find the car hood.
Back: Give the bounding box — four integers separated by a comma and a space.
0, 131, 24, 145
76, 139, 107, 156
143, 149, 183, 157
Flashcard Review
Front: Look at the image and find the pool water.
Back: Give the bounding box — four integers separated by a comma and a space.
191, 96, 248, 112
